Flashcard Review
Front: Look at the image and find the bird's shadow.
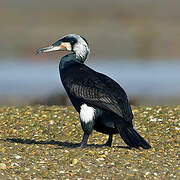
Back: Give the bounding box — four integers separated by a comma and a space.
2, 138, 130, 149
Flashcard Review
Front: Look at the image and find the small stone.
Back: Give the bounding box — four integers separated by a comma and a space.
0, 163, 7, 170
96, 158, 105, 161
71, 158, 78, 165
25, 167, 30, 171
145, 172, 150, 175
104, 151, 108, 156
154, 172, 158, 176
149, 116, 157, 122
81, 163, 86, 168
11, 163, 19, 167
14, 155, 22, 159
59, 170, 65, 174
133, 169, 138, 172
39, 160, 46, 164
49, 120, 55, 125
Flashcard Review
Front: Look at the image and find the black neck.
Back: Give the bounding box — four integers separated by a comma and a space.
59, 53, 84, 70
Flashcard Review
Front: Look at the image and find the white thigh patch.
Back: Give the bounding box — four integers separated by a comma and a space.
80, 104, 95, 123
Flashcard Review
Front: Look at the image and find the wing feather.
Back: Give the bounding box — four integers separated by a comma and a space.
61, 64, 133, 122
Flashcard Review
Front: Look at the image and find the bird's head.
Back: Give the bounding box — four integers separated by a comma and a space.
37, 34, 90, 62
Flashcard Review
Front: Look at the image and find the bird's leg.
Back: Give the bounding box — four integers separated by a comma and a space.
80, 117, 94, 148
80, 133, 89, 148
104, 134, 113, 147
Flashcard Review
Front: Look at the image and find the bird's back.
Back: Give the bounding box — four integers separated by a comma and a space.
60, 59, 133, 125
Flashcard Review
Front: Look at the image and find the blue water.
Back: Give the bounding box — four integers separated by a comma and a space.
0, 58, 180, 104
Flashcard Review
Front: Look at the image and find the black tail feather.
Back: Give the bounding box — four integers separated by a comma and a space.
117, 126, 151, 149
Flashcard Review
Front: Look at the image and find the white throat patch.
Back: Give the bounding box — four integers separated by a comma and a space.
80, 104, 95, 123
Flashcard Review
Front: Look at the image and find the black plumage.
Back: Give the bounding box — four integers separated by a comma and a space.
37, 34, 151, 149
60, 60, 133, 124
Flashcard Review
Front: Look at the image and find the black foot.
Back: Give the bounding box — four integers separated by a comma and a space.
80, 133, 89, 148
104, 134, 113, 147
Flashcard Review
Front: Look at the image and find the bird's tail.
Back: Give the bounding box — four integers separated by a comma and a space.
117, 125, 151, 149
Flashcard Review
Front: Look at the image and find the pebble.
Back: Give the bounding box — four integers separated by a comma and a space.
149, 116, 162, 122
71, 158, 78, 165
14, 155, 22, 159
0, 163, 7, 170
145, 172, 150, 175
39, 160, 46, 164
59, 170, 65, 174
96, 158, 105, 161
49, 120, 55, 125
133, 169, 138, 172
11, 163, 19, 167
154, 172, 158, 176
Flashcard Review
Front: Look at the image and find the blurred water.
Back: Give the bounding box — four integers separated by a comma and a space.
0, 58, 180, 105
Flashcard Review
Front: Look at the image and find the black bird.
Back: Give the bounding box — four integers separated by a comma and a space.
37, 34, 151, 149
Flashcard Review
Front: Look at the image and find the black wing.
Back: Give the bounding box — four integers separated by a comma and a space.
61, 63, 133, 122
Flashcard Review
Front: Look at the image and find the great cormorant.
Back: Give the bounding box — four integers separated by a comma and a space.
37, 34, 151, 149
